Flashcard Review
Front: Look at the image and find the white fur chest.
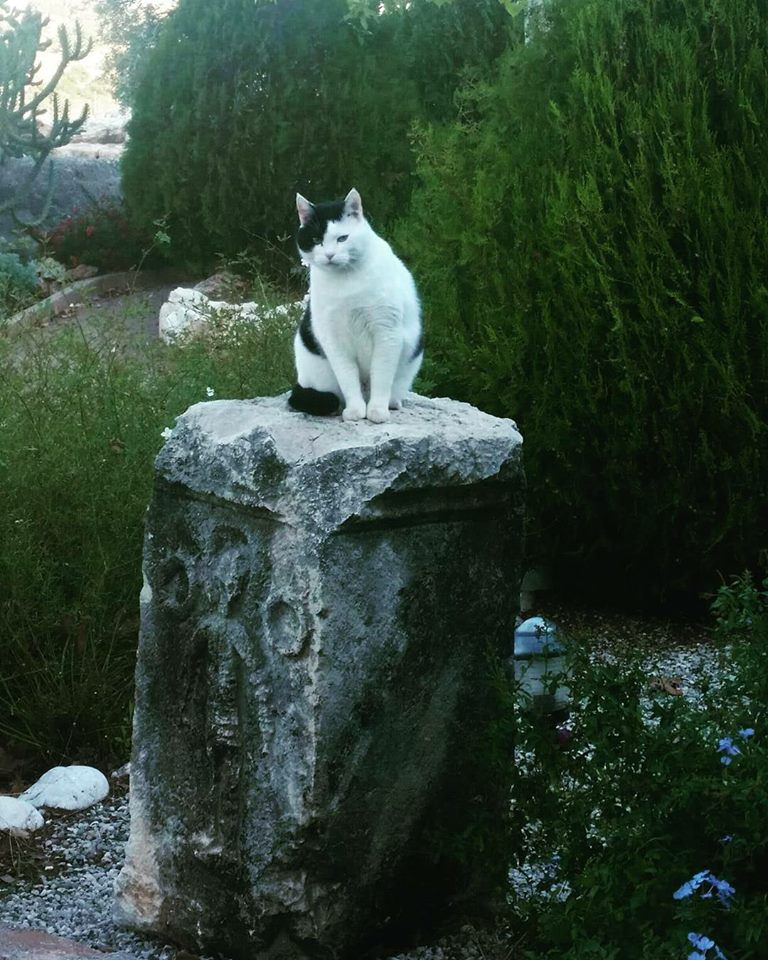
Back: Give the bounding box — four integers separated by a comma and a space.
309, 247, 416, 370
310, 276, 379, 374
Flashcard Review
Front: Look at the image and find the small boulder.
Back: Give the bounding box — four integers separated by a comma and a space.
64, 264, 99, 283
0, 795, 45, 837
19, 765, 109, 812
110, 762, 130, 783
193, 271, 247, 300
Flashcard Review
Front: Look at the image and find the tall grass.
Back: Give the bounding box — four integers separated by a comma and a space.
0, 293, 295, 765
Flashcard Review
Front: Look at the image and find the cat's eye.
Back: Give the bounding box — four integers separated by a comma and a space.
337, 235, 349, 243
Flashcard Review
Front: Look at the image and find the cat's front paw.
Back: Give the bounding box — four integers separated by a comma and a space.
388, 399, 402, 411
342, 400, 366, 422
366, 402, 390, 423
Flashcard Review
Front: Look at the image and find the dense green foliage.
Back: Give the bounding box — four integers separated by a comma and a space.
95, 0, 171, 107
0, 293, 295, 762
399, 0, 768, 602
122, 0, 512, 268
513, 576, 768, 959
0, 250, 38, 315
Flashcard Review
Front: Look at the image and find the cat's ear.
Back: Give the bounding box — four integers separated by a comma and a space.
344, 188, 363, 219
296, 193, 314, 226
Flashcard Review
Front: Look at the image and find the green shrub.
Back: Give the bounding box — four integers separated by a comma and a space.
122, 0, 512, 270
512, 575, 768, 959
0, 296, 296, 763
399, 0, 768, 603
0, 252, 39, 317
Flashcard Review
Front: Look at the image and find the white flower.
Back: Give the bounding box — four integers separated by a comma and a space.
160, 427, 173, 440
206, 386, 215, 397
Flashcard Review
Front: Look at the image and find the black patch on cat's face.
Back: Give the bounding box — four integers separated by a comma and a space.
297, 199, 346, 253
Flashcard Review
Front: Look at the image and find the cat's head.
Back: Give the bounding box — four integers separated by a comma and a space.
295, 188, 368, 270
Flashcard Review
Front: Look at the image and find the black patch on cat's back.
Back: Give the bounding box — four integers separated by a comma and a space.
297, 199, 346, 252
299, 303, 324, 357
288, 385, 340, 416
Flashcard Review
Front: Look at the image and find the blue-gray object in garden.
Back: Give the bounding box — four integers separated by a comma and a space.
513, 616, 569, 714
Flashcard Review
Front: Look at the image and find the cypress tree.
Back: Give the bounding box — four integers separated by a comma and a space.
122, 0, 511, 268
400, 0, 768, 603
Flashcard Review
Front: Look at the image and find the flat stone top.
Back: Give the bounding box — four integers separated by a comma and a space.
157, 394, 523, 531
180, 393, 519, 460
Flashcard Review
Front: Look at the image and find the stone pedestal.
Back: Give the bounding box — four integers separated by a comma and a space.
114, 395, 524, 959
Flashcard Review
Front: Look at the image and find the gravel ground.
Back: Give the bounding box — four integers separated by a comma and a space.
0, 789, 179, 960
0, 611, 729, 959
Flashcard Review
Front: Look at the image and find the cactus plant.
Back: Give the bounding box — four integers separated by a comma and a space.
0, 2, 92, 225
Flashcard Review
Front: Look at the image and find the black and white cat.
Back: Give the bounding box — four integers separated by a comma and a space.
288, 188, 423, 422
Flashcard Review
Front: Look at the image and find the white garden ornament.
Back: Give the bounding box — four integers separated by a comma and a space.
513, 616, 570, 715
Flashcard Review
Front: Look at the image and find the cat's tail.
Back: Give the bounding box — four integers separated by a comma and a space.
288, 384, 340, 416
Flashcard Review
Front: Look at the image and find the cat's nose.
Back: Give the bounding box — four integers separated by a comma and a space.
325, 252, 335, 262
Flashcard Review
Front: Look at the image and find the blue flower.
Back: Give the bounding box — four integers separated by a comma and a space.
738, 727, 755, 740
713, 877, 735, 906
688, 933, 715, 951
674, 871, 735, 907
719, 834, 733, 844
686, 932, 728, 960
717, 737, 741, 764
674, 870, 711, 900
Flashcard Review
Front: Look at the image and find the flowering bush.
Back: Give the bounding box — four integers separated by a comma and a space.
512, 576, 768, 959
46, 199, 167, 272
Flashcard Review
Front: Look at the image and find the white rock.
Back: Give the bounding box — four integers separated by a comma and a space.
158, 287, 302, 343
0, 795, 45, 836
20, 765, 109, 811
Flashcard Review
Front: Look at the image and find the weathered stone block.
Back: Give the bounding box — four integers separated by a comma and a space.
114, 394, 524, 958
